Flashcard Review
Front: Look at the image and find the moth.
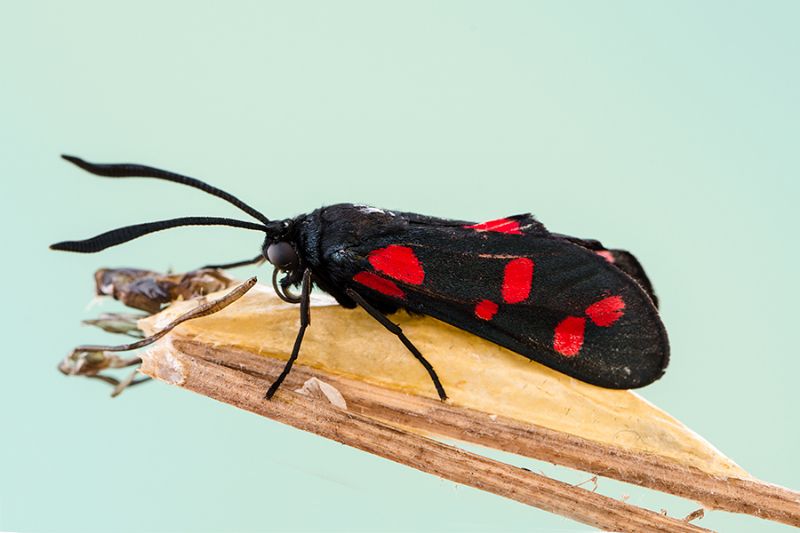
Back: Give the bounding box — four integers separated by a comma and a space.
52, 155, 669, 400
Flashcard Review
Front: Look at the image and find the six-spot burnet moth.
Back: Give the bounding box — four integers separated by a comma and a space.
51, 155, 669, 400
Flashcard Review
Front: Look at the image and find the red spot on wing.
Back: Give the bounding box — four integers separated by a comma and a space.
595, 250, 615, 263
553, 316, 586, 357
465, 217, 522, 235
353, 271, 405, 298
585, 296, 625, 327
474, 299, 499, 320
502, 258, 534, 303
368, 245, 425, 285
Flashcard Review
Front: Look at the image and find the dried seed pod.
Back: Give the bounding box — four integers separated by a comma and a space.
83, 312, 147, 337
94, 268, 236, 313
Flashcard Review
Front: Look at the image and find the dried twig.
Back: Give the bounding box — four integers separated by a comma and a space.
140, 340, 710, 533
141, 338, 800, 529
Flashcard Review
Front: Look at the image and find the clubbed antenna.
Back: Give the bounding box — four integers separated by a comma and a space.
61, 155, 272, 225
50, 216, 268, 253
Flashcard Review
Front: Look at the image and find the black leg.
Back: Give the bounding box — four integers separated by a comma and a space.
345, 288, 448, 401
265, 269, 312, 399
202, 254, 265, 271
272, 268, 302, 304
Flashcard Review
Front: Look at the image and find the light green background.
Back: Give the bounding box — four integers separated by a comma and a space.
2, 2, 798, 532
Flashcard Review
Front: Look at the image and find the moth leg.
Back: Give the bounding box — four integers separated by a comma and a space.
202, 254, 265, 271
265, 269, 312, 399
344, 288, 448, 401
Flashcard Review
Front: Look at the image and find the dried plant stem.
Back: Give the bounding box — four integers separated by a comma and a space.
142, 342, 710, 533
148, 339, 800, 530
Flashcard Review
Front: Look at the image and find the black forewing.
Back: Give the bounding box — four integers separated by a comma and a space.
314, 205, 669, 389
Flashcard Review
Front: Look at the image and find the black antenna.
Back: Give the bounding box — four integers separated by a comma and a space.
50, 216, 268, 254
61, 155, 271, 225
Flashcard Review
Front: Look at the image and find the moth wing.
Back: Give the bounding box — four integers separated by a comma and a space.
319, 207, 668, 389
555, 234, 659, 308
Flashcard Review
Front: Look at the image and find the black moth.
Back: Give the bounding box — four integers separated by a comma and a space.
52, 155, 669, 400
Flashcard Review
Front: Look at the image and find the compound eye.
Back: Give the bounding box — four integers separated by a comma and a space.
267, 242, 298, 270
